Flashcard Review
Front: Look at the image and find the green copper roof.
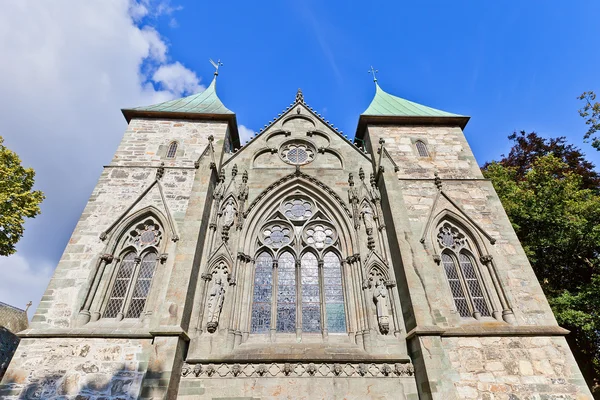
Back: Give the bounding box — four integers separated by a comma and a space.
131, 76, 233, 115
362, 83, 462, 118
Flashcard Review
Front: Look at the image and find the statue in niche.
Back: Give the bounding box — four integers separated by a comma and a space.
221, 200, 236, 241
361, 202, 375, 234
373, 278, 390, 334
206, 262, 228, 333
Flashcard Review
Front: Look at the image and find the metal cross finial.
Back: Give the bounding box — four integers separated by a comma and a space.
368, 66, 378, 83
210, 59, 223, 76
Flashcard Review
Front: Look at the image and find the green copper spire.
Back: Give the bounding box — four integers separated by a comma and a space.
127, 76, 233, 115
362, 82, 462, 118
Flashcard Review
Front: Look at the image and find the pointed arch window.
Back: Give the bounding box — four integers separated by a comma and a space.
98, 218, 163, 321
437, 222, 491, 319
250, 196, 347, 335
415, 140, 429, 157
166, 141, 178, 158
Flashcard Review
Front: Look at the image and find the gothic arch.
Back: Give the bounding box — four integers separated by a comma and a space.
429, 209, 491, 256
104, 206, 171, 254
241, 175, 355, 256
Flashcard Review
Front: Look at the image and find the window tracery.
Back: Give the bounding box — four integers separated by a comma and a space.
437, 221, 491, 319
250, 196, 346, 335
101, 216, 163, 320
279, 141, 315, 165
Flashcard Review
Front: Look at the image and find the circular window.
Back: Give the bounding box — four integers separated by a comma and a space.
304, 223, 337, 249
262, 223, 292, 248
280, 141, 315, 165
282, 197, 314, 221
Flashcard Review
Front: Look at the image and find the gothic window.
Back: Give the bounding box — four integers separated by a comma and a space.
437, 222, 491, 318
280, 141, 316, 165
276, 252, 296, 332
250, 252, 273, 333
166, 141, 178, 158
250, 196, 346, 335
323, 252, 346, 333
101, 218, 162, 320
415, 140, 429, 157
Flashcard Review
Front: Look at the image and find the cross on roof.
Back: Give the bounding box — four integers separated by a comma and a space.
368, 66, 379, 83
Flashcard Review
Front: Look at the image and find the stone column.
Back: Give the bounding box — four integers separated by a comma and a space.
480, 254, 515, 323
76, 253, 114, 326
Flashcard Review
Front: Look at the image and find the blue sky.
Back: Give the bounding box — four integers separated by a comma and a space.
0, 0, 599, 312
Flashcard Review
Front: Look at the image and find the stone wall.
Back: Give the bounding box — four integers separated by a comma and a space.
442, 336, 590, 399
30, 118, 227, 330
0, 338, 151, 399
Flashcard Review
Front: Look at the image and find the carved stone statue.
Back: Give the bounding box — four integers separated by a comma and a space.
373, 280, 390, 334
361, 202, 375, 234
206, 263, 228, 333
223, 201, 236, 228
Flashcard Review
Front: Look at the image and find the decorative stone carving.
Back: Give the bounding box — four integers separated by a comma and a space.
126, 219, 162, 249
373, 280, 390, 334
180, 362, 415, 378
156, 162, 165, 180
206, 262, 229, 333
279, 140, 316, 165
361, 202, 375, 234
437, 222, 466, 250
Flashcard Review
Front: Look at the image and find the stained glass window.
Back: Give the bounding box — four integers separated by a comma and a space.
301, 253, 321, 332
323, 252, 346, 333
251, 252, 273, 333
282, 198, 313, 220
305, 224, 335, 249
104, 252, 136, 318
167, 141, 178, 158
442, 253, 470, 317
459, 253, 490, 317
263, 225, 291, 248
276, 252, 296, 332
415, 140, 429, 157
126, 252, 157, 318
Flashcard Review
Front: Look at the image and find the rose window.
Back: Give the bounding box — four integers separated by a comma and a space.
305, 224, 336, 249
128, 219, 162, 248
280, 141, 315, 165
437, 223, 466, 250
263, 224, 292, 247
282, 198, 313, 220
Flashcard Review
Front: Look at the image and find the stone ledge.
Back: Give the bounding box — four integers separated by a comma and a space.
405, 325, 570, 340
17, 327, 190, 340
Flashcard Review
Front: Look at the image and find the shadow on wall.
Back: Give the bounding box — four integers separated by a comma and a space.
0, 364, 144, 400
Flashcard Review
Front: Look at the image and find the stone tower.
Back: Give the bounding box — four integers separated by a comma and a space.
0, 75, 592, 399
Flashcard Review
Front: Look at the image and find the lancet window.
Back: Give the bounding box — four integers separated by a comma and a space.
102, 218, 162, 320
415, 140, 429, 157
437, 221, 491, 319
166, 141, 178, 158
250, 196, 347, 334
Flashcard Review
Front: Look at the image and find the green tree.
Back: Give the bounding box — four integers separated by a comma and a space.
578, 91, 600, 151
0, 136, 44, 256
483, 152, 600, 395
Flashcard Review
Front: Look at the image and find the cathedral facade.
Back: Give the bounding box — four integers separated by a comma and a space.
0, 74, 593, 399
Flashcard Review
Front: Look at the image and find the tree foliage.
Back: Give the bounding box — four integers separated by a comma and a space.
0, 136, 44, 256
579, 91, 600, 151
482, 130, 600, 190
483, 140, 600, 394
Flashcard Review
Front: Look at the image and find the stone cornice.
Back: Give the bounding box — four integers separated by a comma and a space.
405, 325, 570, 340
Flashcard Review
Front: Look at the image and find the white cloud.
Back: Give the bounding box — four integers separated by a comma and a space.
153, 62, 204, 95
0, 254, 53, 318
0, 0, 204, 314
238, 125, 255, 144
